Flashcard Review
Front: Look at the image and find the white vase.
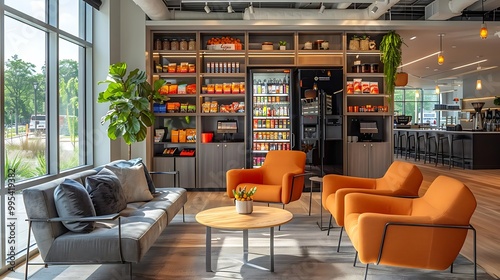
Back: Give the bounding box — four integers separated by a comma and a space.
279, 45, 286, 51
235, 200, 253, 214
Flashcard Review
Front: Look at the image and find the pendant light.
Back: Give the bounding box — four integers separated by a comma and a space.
476, 79, 483, 90
437, 34, 444, 65
435, 85, 440, 95
480, 0, 488, 39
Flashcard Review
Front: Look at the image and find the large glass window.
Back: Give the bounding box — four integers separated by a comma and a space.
1, 0, 93, 272
4, 17, 48, 179
394, 88, 440, 127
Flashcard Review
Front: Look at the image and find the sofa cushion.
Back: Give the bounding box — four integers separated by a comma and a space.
107, 158, 156, 194
54, 179, 96, 233
85, 168, 127, 215
105, 164, 153, 203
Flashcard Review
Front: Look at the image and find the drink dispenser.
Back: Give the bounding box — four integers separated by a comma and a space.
359, 121, 378, 142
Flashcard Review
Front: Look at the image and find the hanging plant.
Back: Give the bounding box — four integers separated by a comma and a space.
380, 31, 407, 98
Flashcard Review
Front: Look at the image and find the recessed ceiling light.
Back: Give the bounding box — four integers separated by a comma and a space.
410, 36, 417, 40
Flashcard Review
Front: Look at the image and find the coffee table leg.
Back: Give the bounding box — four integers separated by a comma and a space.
270, 227, 274, 272
243, 229, 249, 263
206, 226, 212, 272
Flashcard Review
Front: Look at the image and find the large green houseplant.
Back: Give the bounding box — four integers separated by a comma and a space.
380, 31, 407, 101
98, 62, 167, 159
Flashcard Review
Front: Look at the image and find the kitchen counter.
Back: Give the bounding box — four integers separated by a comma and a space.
394, 128, 500, 169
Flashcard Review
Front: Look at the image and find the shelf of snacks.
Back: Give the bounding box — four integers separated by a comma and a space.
152, 32, 198, 51
200, 34, 245, 51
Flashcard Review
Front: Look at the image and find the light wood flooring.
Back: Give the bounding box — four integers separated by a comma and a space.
184, 160, 500, 279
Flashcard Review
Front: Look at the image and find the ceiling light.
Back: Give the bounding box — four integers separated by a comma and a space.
248, 2, 254, 13
371, 5, 378, 13
480, 0, 488, 39
451, 59, 488, 70
437, 34, 444, 65
476, 79, 482, 90
399, 51, 440, 68
480, 23, 488, 39
227, 2, 235, 13
409, 36, 417, 40
204, 2, 211, 13
319, 2, 325, 13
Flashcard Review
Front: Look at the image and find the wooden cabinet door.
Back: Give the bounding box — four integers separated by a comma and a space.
347, 142, 369, 177
152, 157, 176, 188
176, 157, 196, 188
198, 143, 223, 188
368, 142, 392, 178
222, 143, 246, 187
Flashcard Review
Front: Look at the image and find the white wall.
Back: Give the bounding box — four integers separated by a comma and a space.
93, 0, 148, 165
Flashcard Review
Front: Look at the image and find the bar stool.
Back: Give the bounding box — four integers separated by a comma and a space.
424, 132, 438, 164
415, 132, 426, 161
405, 131, 416, 160
436, 134, 451, 167
451, 135, 472, 169
396, 131, 406, 158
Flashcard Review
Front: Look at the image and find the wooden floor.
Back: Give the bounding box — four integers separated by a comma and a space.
184, 160, 500, 279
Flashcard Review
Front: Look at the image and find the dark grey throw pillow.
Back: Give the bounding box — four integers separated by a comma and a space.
54, 178, 96, 233
109, 158, 156, 194
85, 168, 127, 215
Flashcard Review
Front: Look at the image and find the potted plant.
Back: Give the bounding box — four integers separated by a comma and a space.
494, 96, 500, 106
233, 186, 257, 214
380, 31, 407, 102
349, 35, 360, 50
98, 62, 167, 159
279, 40, 287, 50
359, 35, 370, 51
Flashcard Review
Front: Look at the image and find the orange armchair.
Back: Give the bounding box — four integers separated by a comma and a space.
344, 175, 477, 279
226, 150, 307, 206
322, 161, 423, 251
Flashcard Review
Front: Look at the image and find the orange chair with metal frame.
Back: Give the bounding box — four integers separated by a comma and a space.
344, 175, 477, 280
322, 161, 423, 251
226, 150, 308, 207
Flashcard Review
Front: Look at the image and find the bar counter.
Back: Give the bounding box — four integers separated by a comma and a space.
394, 128, 500, 169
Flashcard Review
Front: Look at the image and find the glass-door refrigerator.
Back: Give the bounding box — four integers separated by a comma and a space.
247, 69, 295, 168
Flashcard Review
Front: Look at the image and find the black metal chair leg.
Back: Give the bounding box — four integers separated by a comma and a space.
25, 221, 32, 280
327, 215, 332, 236
353, 251, 358, 267
129, 263, 133, 280
450, 262, 454, 273
336, 226, 343, 252
363, 263, 369, 280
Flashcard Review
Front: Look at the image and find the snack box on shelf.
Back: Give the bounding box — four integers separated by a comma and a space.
180, 149, 196, 157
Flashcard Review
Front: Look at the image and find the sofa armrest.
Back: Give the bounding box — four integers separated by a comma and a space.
149, 170, 180, 188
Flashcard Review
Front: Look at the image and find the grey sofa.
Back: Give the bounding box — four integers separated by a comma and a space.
22, 161, 187, 279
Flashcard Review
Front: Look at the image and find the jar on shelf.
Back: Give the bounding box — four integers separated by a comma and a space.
370, 63, 379, 73
180, 39, 188, 51
170, 39, 179, 50
162, 39, 170, 50
361, 64, 371, 73
304, 41, 313, 50
188, 39, 196, 50
155, 39, 162, 50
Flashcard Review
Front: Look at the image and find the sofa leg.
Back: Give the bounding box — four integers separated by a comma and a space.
182, 206, 185, 223
129, 263, 132, 280
363, 263, 369, 280
327, 215, 332, 236
25, 221, 32, 280
336, 226, 343, 253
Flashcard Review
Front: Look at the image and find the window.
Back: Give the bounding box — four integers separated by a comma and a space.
394, 88, 439, 126
1, 0, 93, 272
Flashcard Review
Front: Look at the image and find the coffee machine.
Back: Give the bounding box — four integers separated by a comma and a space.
471, 102, 485, 130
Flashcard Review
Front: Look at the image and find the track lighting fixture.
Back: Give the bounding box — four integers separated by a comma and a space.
437, 34, 444, 65
248, 2, 254, 14
319, 2, 325, 13
480, 0, 488, 39
371, 5, 378, 13
204, 2, 211, 13
227, 2, 235, 13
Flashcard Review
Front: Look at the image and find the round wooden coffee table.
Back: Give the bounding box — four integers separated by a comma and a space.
195, 206, 293, 272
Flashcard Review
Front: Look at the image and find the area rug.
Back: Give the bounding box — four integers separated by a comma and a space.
27, 213, 491, 280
